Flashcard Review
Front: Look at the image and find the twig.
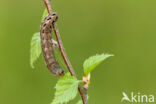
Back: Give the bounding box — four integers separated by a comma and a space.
43, 0, 87, 104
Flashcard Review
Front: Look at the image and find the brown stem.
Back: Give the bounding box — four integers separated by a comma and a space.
53, 23, 76, 76
43, 0, 87, 104
43, 0, 52, 13
83, 88, 88, 103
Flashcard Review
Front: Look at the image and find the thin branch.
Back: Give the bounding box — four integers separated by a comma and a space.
43, 0, 87, 104
43, 0, 52, 13
53, 24, 76, 76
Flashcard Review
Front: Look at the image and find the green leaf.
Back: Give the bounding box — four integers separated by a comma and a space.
41, 9, 48, 21
30, 9, 48, 68
51, 73, 80, 104
30, 32, 41, 68
83, 53, 114, 75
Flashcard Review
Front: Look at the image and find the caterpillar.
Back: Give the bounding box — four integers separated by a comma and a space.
40, 12, 64, 76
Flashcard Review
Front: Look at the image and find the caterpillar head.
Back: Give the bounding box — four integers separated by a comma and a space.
48, 12, 58, 22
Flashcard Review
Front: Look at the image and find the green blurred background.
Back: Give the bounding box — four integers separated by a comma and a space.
0, 0, 156, 104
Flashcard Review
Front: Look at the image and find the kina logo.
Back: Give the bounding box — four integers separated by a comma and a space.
121, 92, 154, 103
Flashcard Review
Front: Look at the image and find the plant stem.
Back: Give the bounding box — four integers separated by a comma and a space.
43, 0, 87, 104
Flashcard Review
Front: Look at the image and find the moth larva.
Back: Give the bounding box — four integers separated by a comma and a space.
40, 12, 64, 76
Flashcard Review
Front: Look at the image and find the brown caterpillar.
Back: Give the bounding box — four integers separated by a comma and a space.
40, 12, 64, 76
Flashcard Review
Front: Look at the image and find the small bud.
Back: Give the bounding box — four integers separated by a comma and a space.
83, 74, 91, 89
